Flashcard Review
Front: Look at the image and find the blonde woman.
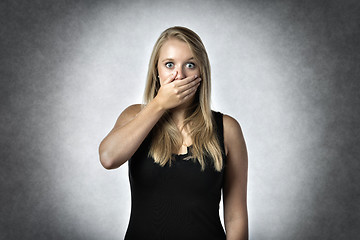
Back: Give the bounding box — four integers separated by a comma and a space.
99, 26, 248, 240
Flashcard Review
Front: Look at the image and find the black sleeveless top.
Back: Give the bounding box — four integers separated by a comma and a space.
124, 111, 227, 240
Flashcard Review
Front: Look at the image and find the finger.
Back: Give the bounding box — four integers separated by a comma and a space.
178, 77, 202, 93
182, 87, 198, 102
180, 82, 200, 99
163, 71, 177, 84
175, 74, 199, 87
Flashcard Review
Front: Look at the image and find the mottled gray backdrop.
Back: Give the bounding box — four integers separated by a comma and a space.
1, 0, 359, 239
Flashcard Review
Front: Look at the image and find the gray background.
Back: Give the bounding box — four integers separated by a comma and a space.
1, 0, 359, 239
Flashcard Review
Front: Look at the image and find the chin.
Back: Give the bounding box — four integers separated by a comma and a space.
179, 97, 199, 110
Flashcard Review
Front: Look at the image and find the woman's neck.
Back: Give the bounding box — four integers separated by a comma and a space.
169, 95, 196, 129
170, 108, 186, 127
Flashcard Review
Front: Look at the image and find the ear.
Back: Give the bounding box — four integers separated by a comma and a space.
155, 78, 160, 93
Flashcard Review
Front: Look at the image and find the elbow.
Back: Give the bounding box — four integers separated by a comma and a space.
98, 142, 129, 169
99, 151, 115, 170
99, 144, 116, 170
99, 142, 116, 170
99, 148, 127, 170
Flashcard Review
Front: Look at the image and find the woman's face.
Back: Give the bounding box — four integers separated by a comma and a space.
157, 38, 200, 86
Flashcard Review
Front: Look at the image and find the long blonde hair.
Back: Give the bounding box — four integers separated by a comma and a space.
143, 26, 224, 172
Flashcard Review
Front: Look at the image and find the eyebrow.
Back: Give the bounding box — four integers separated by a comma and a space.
161, 57, 195, 62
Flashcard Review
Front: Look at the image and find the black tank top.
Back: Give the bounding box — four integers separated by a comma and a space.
124, 110, 226, 240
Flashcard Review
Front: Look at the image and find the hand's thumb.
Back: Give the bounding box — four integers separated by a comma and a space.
163, 71, 177, 84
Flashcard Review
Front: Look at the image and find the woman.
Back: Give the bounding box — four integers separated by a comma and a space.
99, 26, 248, 240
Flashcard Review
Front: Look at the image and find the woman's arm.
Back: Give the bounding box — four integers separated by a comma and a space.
98, 100, 165, 169
98, 72, 201, 170
223, 114, 249, 240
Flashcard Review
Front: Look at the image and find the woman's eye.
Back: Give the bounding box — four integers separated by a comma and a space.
165, 62, 174, 68
186, 62, 195, 69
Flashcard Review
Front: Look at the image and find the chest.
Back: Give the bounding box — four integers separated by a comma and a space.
128, 148, 224, 198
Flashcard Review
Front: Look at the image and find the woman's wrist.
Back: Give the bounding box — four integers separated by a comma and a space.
151, 96, 167, 112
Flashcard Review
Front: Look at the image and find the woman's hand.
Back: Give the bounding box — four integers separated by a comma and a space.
154, 71, 202, 110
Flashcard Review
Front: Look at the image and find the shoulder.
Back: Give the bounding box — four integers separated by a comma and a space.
122, 104, 143, 116
211, 110, 240, 129
222, 114, 245, 157
223, 114, 240, 128
112, 104, 143, 130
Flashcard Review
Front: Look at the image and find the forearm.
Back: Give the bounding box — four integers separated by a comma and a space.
99, 98, 165, 169
225, 217, 249, 240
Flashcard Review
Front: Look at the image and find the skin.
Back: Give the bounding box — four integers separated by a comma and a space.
156, 38, 202, 152
223, 114, 249, 239
99, 38, 248, 240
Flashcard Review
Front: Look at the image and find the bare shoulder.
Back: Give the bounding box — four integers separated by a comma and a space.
112, 104, 143, 130
223, 114, 244, 140
223, 114, 242, 131
120, 104, 143, 118
222, 114, 246, 157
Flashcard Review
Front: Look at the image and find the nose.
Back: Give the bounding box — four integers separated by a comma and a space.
175, 65, 185, 80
